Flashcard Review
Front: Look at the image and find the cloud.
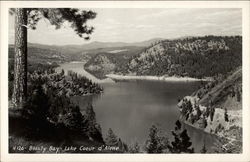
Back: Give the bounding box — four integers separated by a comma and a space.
133, 24, 155, 29
137, 8, 195, 20
9, 8, 242, 45
195, 9, 241, 21
196, 22, 220, 28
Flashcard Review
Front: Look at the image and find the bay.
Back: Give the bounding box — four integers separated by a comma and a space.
59, 62, 219, 152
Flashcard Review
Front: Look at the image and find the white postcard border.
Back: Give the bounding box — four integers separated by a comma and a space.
1, 1, 250, 162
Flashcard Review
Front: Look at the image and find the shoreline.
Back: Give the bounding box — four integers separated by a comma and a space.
180, 114, 242, 152
56, 62, 212, 83
55, 62, 114, 83
106, 74, 212, 82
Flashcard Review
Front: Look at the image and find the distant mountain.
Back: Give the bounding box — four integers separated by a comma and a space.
26, 38, 163, 52
9, 44, 68, 64
58, 38, 164, 50
9, 38, 163, 65
131, 38, 164, 46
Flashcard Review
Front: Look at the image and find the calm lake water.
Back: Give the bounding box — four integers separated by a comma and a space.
59, 62, 219, 153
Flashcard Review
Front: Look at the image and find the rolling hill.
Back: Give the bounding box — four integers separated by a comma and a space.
9, 38, 163, 65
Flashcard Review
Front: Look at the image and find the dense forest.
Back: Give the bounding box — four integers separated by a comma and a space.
8, 61, 106, 152
8, 62, 102, 100
84, 46, 144, 79
8, 45, 67, 65
84, 36, 242, 79
125, 36, 242, 78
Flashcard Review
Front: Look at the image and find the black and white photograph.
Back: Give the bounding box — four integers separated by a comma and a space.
1, 1, 250, 161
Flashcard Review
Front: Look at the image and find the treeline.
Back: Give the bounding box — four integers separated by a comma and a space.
124, 36, 241, 78
180, 99, 210, 128
9, 77, 104, 153
84, 47, 144, 79
9, 45, 67, 65
9, 64, 103, 99
103, 120, 210, 153
9, 60, 106, 152
84, 52, 134, 79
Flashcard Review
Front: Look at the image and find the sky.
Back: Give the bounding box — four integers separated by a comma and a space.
8, 8, 242, 45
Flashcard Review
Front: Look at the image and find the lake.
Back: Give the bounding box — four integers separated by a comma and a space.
58, 62, 219, 153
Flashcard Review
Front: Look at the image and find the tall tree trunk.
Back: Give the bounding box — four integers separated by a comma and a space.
12, 8, 27, 109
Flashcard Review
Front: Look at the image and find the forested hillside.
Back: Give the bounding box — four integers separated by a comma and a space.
8, 44, 92, 66
178, 67, 242, 153
84, 47, 144, 79
9, 45, 64, 65
124, 36, 242, 78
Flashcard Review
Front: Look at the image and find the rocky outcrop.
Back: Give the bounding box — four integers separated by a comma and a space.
178, 68, 242, 153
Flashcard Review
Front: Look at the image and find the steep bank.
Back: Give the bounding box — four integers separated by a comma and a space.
177, 67, 242, 153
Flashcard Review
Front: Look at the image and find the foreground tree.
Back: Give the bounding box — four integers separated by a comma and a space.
12, 9, 28, 109
105, 128, 118, 146
129, 141, 140, 153
168, 120, 194, 153
224, 108, 229, 122
145, 125, 169, 153
200, 141, 208, 153
145, 125, 162, 153
84, 104, 103, 142
11, 8, 96, 108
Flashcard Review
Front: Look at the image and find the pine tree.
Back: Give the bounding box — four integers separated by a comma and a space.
236, 87, 241, 102
195, 104, 202, 121
145, 125, 165, 153
187, 100, 193, 114
168, 120, 194, 153
129, 141, 140, 153
105, 128, 118, 146
180, 99, 193, 120
61, 69, 65, 76
209, 107, 215, 122
202, 115, 208, 128
117, 138, 128, 152
11, 8, 96, 109
224, 108, 229, 122
62, 104, 83, 130
200, 141, 207, 153
85, 104, 96, 124
25, 84, 50, 120
12, 8, 28, 109
83, 104, 103, 142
